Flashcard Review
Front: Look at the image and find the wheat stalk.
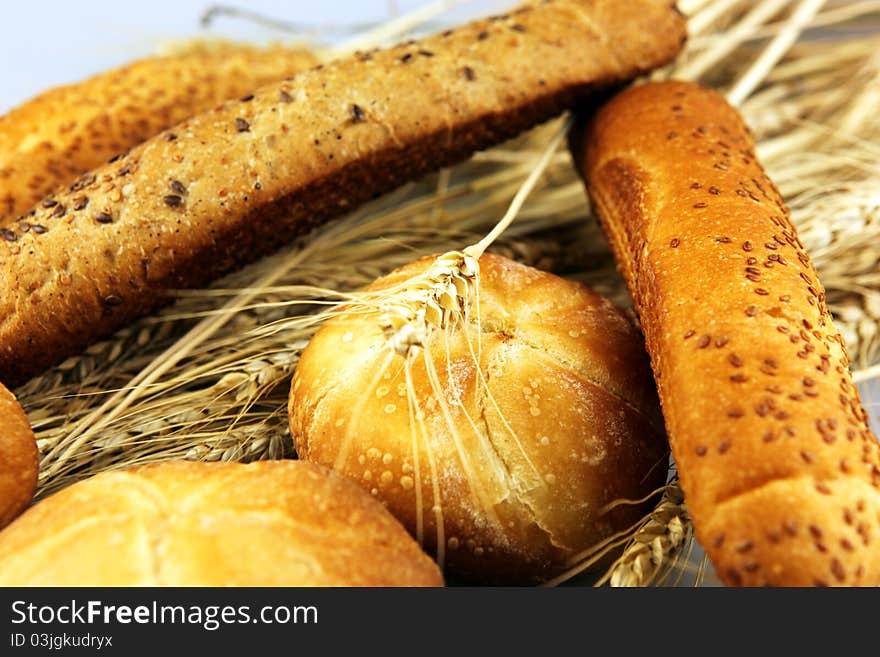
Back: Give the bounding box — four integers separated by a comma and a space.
13, 0, 880, 586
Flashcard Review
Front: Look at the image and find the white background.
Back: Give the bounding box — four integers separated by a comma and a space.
0, 0, 509, 113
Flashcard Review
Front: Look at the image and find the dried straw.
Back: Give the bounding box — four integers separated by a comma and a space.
13, 0, 880, 587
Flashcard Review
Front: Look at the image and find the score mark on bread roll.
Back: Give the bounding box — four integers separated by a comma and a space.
571, 80, 880, 586
289, 253, 668, 584
0, 461, 443, 586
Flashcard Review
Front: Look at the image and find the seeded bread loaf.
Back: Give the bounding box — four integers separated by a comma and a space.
0, 382, 38, 529
0, 44, 317, 223
0, 0, 686, 387
571, 80, 880, 586
0, 460, 443, 586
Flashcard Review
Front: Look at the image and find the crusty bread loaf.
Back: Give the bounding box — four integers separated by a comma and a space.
571, 80, 880, 586
0, 44, 317, 222
289, 253, 667, 584
0, 0, 686, 387
0, 382, 38, 529
0, 460, 443, 586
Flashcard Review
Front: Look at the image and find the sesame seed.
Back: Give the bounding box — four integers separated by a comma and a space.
715, 336, 729, 347
103, 295, 123, 306
31, 224, 47, 234
169, 180, 187, 195
0, 228, 17, 242
461, 66, 476, 81
477, 30, 489, 40
695, 446, 707, 456
240, 94, 254, 102
41, 198, 58, 208
419, 49, 435, 56
728, 353, 743, 367
94, 212, 114, 224
235, 118, 250, 132
279, 90, 293, 103
163, 195, 183, 208
708, 186, 720, 195
400, 53, 413, 63
697, 334, 711, 348
745, 305, 757, 317
693, 202, 707, 208
742, 241, 753, 252
670, 238, 680, 248
351, 104, 366, 122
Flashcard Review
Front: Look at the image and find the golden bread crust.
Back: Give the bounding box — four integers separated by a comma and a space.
0, 45, 317, 222
572, 80, 880, 586
290, 253, 667, 583
0, 460, 443, 586
0, 0, 686, 387
0, 382, 38, 529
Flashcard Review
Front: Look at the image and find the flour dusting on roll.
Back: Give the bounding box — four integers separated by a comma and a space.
289, 252, 667, 584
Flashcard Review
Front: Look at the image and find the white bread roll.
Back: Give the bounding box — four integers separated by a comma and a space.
0, 460, 443, 586
289, 253, 667, 583
0, 382, 37, 529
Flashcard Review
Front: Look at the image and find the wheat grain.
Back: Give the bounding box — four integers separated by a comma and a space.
14, 0, 880, 586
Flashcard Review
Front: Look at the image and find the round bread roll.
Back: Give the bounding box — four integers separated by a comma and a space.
0, 382, 38, 529
289, 252, 667, 583
0, 460, 443, 586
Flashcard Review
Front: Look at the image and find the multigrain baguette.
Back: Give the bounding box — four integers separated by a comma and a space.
0, 382, 38, 529
0, 0, 686, 387
0, 44, 318, 222
571, 80, 880, 586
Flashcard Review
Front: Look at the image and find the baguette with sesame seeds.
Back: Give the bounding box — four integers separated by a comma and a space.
0, 44, 318, 223
571, 80, 880, 586
0, 0, 686, 386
